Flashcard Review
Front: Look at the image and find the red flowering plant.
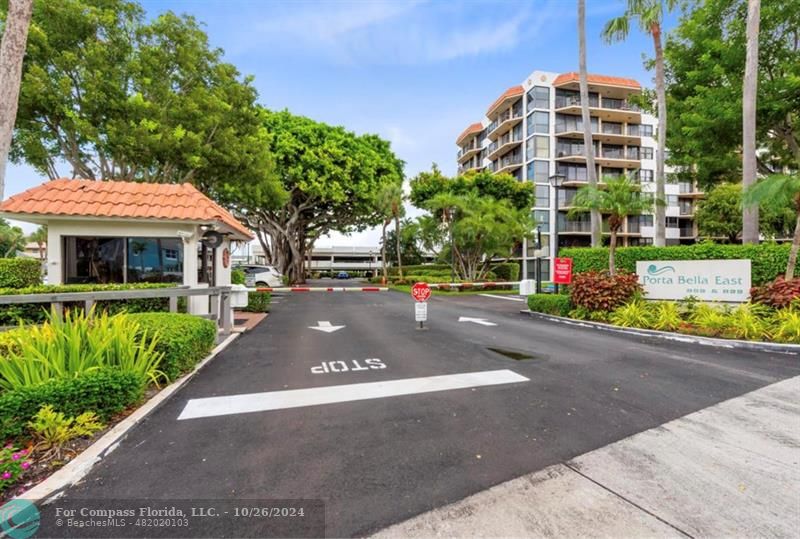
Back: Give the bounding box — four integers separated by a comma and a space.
570, 271, 642, 312
750, 277, 800, 309
0, 445, 32, 491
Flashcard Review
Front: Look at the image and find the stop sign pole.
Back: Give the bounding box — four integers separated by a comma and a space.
411, 282, 431, 329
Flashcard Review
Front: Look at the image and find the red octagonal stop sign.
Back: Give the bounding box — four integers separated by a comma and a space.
411, 282, 431, 302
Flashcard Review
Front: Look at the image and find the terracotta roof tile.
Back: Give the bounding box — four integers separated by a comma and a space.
486, 85, 524, 116
0, 179, 253, 239
456, 122, 483, 145
553, 72, 640, 89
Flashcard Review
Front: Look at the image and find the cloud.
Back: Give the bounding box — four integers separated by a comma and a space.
238, 0, 559, 65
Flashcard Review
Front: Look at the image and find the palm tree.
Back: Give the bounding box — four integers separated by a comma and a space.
389, 185, 405, 281
602, 0, 677, 248
27, 225, 46, 262
742, 0, 761, 244
376, 183, 402, 284
578, 0, 601, 247
0, 0, 34, 200
744, 175, 800, 280
570, 176, 660, 274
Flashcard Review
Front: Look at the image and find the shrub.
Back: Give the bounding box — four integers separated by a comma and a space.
561, 242, 794, 285
0, 283, 176, 325
689, 304, 731, 337
127, 313, 217, 381
231, 268, 246, 285
28, 405, 105, 461
0, 258, 42, 288
649, 301, 682, 332
772, 308, 800, 343
750, 277, 800, 308
389, 264, 449, 276
0, 369, 144, 441
0, 310, 164, 391
242, 291, 270, 313
610, 301, 653, 328
570, 271, 642, 312
0, 328, 26, 357
527, 294, 572, 316
0, 446, 32, 491
492, 263, 520, 282
727, 304, 772, 340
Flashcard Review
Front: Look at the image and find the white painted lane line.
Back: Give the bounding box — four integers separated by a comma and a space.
458, 316, 497, 326
479, 294, 525, 302
177, 369, 529, 420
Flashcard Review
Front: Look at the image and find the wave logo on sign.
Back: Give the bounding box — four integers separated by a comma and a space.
647, 264, 675, 276
0, 499, 40, 539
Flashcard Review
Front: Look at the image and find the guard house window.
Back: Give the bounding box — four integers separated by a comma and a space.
127, 238, 184, 283
63, 236, 183, 284
527, 111, 549, 136
527, 86, 549, 110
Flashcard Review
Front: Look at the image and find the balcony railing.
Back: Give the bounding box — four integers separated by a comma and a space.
680, 202, 694, 215
679, 182, 696, 193
457, 140, 481, 159
601, 98, 641, 112
555, 95, 641, 112
559, 220, 592, 233
491, 153, 523, 172
680, 226, 695, 237
487, 132, 522, 154
626, 148, 640, 160
555, 95, 599, 109
487, 107, 523, 135
601, 148, 625, 160
601, 123, 623, 135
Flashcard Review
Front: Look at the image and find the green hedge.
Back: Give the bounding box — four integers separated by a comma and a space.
231, 268, 246, 285
0, 283, 176, 325
0, 369, 144, 441
560, 242, 794, 285
241, 291, 270, 313
127, 313, 217, 382
389, 264, 449, 276
492, 263, 520, 282
527, 294, 572, 316
0, 258, 42, 288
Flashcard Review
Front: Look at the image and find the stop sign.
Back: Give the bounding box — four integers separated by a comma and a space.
411, 282, 431, 302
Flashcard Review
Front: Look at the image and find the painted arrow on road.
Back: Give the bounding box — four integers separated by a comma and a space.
309, 321, 346, 333
458, 317, 497, 327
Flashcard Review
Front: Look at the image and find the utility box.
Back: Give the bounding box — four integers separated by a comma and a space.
230, 284, 249, 308
519, 279, 535, 296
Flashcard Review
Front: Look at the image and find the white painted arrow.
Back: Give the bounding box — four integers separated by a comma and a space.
309, 321, 345, 333
458, 316, 497, 327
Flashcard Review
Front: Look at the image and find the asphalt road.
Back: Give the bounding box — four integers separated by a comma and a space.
44, 282, 800, 537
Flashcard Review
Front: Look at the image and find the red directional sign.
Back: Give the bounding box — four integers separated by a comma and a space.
553, 257, 573, 285
411, 282, 431, 302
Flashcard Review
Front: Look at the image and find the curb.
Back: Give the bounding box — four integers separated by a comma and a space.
520, 310, 800, 354
19, 333, 241, 504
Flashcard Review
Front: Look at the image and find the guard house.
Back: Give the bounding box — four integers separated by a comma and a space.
0, 179, 253, 314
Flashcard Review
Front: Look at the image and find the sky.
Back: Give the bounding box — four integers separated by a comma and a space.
5, 0, 680, 247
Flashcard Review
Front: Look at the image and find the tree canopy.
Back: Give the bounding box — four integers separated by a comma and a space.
664, 0, 800, 187
696, 182, 794, 242
238, 110, 405, 283
10, 0, 280, 202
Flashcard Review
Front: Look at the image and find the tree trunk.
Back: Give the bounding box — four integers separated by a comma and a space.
0, 0, 34, 201
652, 24, 667, 248
394, 214, 403, 281
381, 221, 388, 284
742, 0, 761, 244
578, 0, 601, 247
786, 212, 800, 280
609, 229, 617, 276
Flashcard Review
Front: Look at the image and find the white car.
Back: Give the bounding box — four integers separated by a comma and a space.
237, 265, 283, 288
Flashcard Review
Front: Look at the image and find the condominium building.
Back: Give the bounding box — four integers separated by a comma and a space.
456, 70, 701, 281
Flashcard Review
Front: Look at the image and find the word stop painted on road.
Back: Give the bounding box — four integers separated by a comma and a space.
411, 282, 431, 302
311, 359, 386, 374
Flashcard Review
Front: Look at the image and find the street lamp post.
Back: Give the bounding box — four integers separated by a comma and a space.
549, 173, 565, 293
447, 207, 457, 283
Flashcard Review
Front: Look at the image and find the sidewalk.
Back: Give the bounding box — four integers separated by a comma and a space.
374, 375, 800, 538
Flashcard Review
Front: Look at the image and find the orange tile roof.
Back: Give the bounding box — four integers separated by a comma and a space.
553, 72, 640, 89
0, 179, 253, 239
456, 122, 483, 145
486, 85, 524, 116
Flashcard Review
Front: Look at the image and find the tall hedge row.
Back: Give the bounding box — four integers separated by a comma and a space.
0, 258, 42, 288
560, 243, 793, 285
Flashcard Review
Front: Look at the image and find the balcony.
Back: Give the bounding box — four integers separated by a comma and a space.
487, 107, 523, 141
457, 140, 483, 164
555, 121, 641, 147
555, 95, 642, 123
678, 182, 704, 198
679, 202, 695, 216
492, 153, 523, 174
679, 226, 695, 238
486, 132, 522, 161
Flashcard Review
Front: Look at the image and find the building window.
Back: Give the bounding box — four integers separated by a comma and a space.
556, 162, 587, 181
641, 147, 654, 159
527, 135, 549, 159
527, 160, 549, 182
127, 238, 184, 283
667, 195, 679, 206
526, 259, 550, 281
639, 169, 654, 182
666, 217, 679, 228
527, 111, 549, 136
534, 210, 550, 232
640, 215, 654, 227
641, 124, 654, 137
527, 86, 549, 110
555, 113, 597, 134
534, 185, 549, 207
